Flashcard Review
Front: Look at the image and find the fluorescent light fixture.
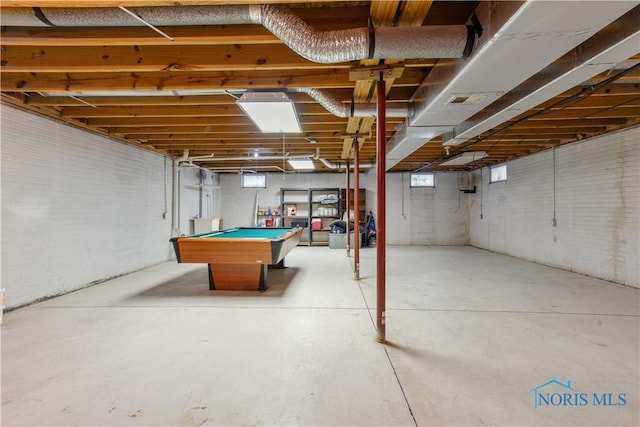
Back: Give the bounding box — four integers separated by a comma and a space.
287, 159, 315, 170
237, 92, 302, 134
440, 151, 487, 166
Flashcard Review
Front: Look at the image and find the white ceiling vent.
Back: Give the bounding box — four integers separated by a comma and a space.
447, 93, 488, 105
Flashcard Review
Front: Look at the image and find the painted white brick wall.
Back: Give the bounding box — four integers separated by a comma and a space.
176, 166, 219, 236
1, 104, 176, 308
219, 173, 347, 229
219, 170, 468, 245
384, 172, 469, 245
470, 126, 640, 288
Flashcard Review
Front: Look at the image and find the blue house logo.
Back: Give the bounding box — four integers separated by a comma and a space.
530, 379, 627, 409
530, 379, 580, 408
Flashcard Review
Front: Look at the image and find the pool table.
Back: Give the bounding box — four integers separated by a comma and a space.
170, 227, 302, 291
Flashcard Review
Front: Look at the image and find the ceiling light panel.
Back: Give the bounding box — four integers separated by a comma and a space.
237, 92, 302, 134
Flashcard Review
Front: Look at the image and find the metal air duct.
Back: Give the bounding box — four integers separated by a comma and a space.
1, 5, 475, 62
441, 5, 640, 146
318, 158, 374, 171
297, 88, 412, 118
385, 0, 639, 170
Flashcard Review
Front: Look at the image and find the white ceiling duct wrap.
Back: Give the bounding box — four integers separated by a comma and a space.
385, 0, 638, 170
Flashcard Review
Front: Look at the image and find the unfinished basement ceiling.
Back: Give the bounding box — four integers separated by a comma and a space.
1, 1, 639, 173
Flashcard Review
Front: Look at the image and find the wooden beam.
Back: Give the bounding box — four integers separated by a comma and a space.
60, 103, 335, 118
1, 68, 429, 92
2, 44, 348, 72
87, 115, 354, 127
0, 25, 277, 46
107, 122, 356, 135
2, 1, 330, 6
26, 90, 359, 106
522, 106, 640, 120
340, 0, 432, 159
127, 132, 368, 141
1, 70, 352, 92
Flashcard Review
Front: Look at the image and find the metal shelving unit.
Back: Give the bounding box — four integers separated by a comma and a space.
280, 188, 311, 245
280, 187, 342, 246
309, 188, 341, 246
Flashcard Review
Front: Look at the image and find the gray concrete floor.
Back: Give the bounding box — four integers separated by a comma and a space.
1, 246, 638, 426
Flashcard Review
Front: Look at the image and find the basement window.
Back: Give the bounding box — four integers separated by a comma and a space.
241, 174, 266, 188
490, 164, 507, 183
410, 172, 435, 188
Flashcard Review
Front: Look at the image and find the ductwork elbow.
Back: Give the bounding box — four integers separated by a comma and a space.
298, 88, 412, 118
319, 158, 341, 170
176, 149, 190, 163
319, 158, 374, 170
297, 88, 350, 117
255, 4, 474, 63
255, 4, 369, 63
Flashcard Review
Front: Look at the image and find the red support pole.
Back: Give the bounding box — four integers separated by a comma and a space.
376, 74, 386, 343
353, 138, 360, 280
345, 159, 350, 257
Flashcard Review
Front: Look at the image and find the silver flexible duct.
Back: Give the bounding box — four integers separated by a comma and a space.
374, 26, 472, 59
296, 88, 351, 118
1, 6, 254, 26
297, 88, 412, 118
254, 4, 370, 63
2, 6, 474, 62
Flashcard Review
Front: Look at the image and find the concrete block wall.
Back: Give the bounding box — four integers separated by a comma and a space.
219, 170, 469, 246
219, 173, 346, 229
469, 127, 639, 288
1, 104, 176, 309
176, 166, 219, 236
383, 172, 469, 245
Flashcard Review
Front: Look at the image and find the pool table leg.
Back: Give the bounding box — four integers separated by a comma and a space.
207, 263, 268, 291
208, 264, 215, 290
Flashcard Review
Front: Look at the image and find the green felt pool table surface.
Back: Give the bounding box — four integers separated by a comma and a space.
196, 227, 293, 239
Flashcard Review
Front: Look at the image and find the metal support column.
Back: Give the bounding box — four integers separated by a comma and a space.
353, 138, 360, 280
345, 159, 350, 257
376, 74, 386, 343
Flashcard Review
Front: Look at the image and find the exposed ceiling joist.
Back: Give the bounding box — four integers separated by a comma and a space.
1, 1, 638, 172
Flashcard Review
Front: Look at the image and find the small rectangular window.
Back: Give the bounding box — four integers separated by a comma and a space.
410, 172, 435, 188
241, 174, 266, 188
490, 164, 507, 183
